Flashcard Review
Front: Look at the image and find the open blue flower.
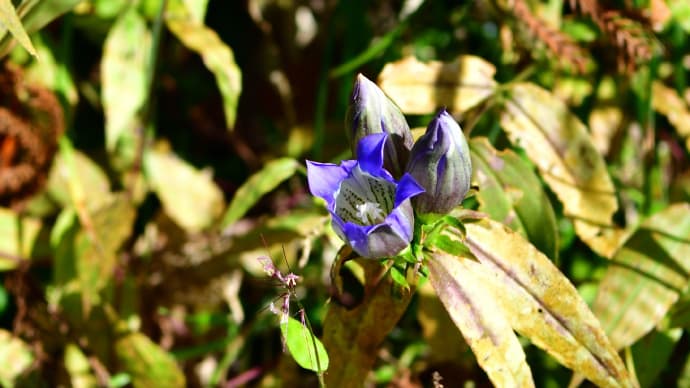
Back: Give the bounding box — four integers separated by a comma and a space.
307, 133, 424, 258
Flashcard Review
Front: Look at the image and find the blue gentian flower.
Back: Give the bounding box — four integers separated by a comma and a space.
406, 109, 472, 214
307, 133, 424, 258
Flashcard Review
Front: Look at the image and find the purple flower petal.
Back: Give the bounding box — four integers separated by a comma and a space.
306, 160, 354, 206
394, 173, 425, 208
356, 132, 387, 175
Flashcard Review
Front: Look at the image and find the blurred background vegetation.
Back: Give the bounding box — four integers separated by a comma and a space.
1, 0, 690, 386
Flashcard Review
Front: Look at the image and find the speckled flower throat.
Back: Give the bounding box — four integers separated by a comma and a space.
334, 166, 396, 225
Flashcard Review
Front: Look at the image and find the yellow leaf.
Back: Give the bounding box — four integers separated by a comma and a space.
500, 83, 624, 258
378, 55, 497, 115
0, 0, 37, 57
145, 149, 225, 232
428, 252, 535, 387
463, 218, 635, 388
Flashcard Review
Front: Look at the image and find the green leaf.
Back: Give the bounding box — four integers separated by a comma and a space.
0, 208, 46, 271
593, 203, 690, 350
322, 259, 414, 387
0, 0, 37, 56
0, 329, 34, 388
427, 251, 535, 387
166, 0, 241, 129
500, 83, 625, 258
280, 316, 329, 372
470, 137, 559, 259
631, 328, 682, 388
115, 332, 185, 388
379, 55, 497, 115
102, 8, 150, 166
64, 343, 99, 388
221, 158, 300, 227
463, 218, 634, 388
145, 148, 225, 232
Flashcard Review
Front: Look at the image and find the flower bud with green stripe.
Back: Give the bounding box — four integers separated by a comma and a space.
307, 133, 424, 258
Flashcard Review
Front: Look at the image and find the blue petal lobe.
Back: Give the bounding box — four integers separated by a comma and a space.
306, 160, 352, 206
356, 133, 387, 174
394, 173, 425, 207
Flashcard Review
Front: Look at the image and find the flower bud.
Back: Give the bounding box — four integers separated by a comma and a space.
346, 74, 413, 178
406, 109, 472, 214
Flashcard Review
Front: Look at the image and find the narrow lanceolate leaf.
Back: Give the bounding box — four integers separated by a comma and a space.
427, 252, 535, 387
145, 149, 225, 232
0, 0, 37, 56
462, 218, 634, 388
470, 137, 558, 259
115, 332, 185, 388
166, 0, 241, 129
281, 316, 329, 372
652, 81, 690, 152
102, 8, 150, 163
222, 158, 300, 227
378, 55, 497, 115
500, 83, 625, 258
0, 329, 34, 388
593, 203, 690, 350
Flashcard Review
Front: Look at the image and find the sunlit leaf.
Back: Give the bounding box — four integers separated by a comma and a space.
593, 203, 690, 350
322, 259, 414, 387
0, 329, 34, 388
500, 82, 625, 258
470, 137, 558, 258
280, 316, 329, 372
115, 332, 185, 388
166, 0, 241, 129
0, 208, 46, 271
145, 148, 225, 232
462, 218, 634, 388
102, 8, 150, 166
222, 158, 300, 227
378, 55, 497, 115
0, 0, 37, 56
652, 81, 690, 152
427, 251, 535, 387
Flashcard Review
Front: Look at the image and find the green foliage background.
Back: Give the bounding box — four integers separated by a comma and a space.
1, 0, 690, 387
